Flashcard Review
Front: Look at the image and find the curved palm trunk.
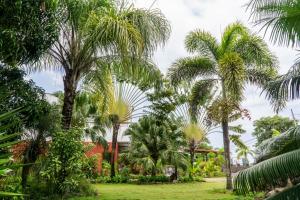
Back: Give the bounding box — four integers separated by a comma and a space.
110, 123, 120, 178
62, 70, 77, 130
221, 82, 233, 190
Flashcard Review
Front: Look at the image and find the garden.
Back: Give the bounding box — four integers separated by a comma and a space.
1, 0, 300, 199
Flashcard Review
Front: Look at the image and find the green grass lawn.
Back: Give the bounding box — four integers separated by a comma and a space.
71, 180, 244, 200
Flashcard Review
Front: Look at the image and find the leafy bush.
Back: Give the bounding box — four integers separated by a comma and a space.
82, 155, 99, 179
40, 129, 87, 196
178, 176, 204, 183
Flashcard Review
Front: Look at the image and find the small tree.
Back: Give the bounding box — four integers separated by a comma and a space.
41, 129, 84, 195
252, 115, 296, 146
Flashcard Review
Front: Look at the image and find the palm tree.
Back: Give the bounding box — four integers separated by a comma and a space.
89, 80, 151, 178
168, 22, 277, 189
236, 146, 255, 166
234, 126, 300, 199
32, 0, 170, 129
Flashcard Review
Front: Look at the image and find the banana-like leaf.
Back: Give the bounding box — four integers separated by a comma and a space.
234, 148, 300, 194
266, 184, 300, 200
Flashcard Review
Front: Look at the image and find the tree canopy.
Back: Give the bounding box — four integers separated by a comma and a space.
252, 115, 296, 146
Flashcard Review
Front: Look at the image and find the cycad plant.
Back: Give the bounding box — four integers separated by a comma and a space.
234, 126, 300, 199
168, 22, 277, 189
32, 0, 170, 129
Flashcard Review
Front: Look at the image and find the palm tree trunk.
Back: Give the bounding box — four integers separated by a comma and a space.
151, 158, 158, 177
110, 123, 120, 178
221, 81, 233, 190
189, 139, 196, 167
62, 70, 77, 130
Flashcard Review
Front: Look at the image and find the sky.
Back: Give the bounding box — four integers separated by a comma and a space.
28, 0, 300, 162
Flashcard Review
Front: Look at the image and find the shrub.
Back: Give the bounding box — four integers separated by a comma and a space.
40, 128, 87, 196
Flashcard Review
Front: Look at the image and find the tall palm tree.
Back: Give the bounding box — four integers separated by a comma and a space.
168, 22, 277, 189
31, 0, 170, 129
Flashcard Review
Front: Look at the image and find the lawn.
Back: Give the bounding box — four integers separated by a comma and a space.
71, 179, 242, 200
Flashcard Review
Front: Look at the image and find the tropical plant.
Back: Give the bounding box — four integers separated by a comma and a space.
41, 128, 85, 196
20, 104, 60, 189
236, 146, 255, 166
247, 0, 300, 47
89, 80, 151, 178
31, 0, 170, 129
0, 0, 58, 65
252, 115, 296, 146
168, 22, 278, 189
234, 125, 300, 199
125, 116, 170, 176
247, 0, 300, 112
0, 109, 24, 197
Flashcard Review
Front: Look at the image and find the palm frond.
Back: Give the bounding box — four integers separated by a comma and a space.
185, 30, 219, 60
255, 125, 300, 162
266, 184, 300, 200
234, 148, 300, 194
219, 52, 245, 102
220, 22, 248, 54
248, 0, 300, 47
264, 62, 300, 111
233, 33, 278, 68
168, 57, 216, 86
229, 134, 247, 149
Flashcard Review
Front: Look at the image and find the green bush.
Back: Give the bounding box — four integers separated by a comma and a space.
40, 128, 89, 196
178, 176, 204, 183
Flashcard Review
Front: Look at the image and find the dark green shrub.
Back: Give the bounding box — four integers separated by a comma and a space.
40, 129, 88, 196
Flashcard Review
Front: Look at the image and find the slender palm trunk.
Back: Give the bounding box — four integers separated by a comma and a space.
221, 81, 232, 190
151, 158, 158, 176
189, 139, 196, 167
62, 69, 77, 130
110, 123, 120, 178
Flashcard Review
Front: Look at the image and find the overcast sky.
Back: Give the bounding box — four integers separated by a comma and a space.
29, 0, 300, 161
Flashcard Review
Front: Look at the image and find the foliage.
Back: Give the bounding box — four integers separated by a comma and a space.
125, 115, 186, 177
0, 65, 51, 134
0, 109, 24, 197
255, 125, 300, 162
252, 115, 296, 146
32, 0, 170, 129
0, 0, 58, 65
192, 153, 225, 178
247, 0, 300, 47
168, 21, 278, 189
41, 128, 85, 195
234, 125, 300, 198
